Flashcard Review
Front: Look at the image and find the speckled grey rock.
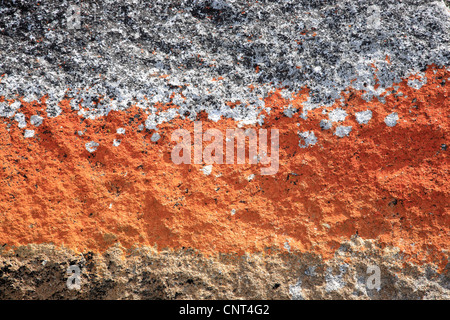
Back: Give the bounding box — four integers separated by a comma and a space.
0, 0, 449, 126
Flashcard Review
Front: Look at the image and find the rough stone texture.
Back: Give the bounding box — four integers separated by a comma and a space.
1, 241, 449, 300
1, 0, 449, 121
0, 0, 449, 299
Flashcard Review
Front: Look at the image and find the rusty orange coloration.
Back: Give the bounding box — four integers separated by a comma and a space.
0, 66, 448, 269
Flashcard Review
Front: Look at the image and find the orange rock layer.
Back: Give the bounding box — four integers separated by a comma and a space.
0, 66, 448, 269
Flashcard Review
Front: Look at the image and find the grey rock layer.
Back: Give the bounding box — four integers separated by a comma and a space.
0, 0, 449, 125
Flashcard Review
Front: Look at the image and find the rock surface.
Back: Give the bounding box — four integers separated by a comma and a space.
1, 242, 449, 300
0, 0, 449, 299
